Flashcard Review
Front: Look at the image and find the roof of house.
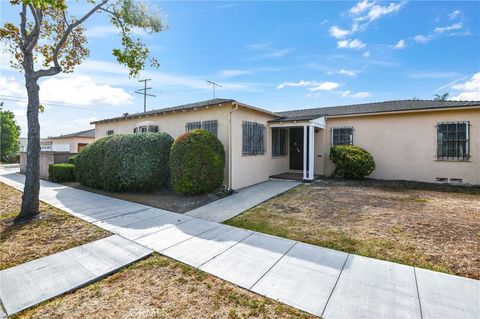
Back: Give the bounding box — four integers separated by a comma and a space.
272, 100, 480, 122
49, 129, 95, 139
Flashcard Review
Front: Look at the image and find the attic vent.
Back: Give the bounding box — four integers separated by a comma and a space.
449, 178, 463, 184
436, 177, 448, 183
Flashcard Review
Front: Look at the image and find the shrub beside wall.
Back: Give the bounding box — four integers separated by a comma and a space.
75, 133, 174, 192
330, 145, 375, 179
170, 129, 225, 194
49, 163, 75, 182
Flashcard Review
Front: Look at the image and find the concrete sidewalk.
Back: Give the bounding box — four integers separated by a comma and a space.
0, 235, 151, 316
1, 171, 478, 319
185, 180, 300, 222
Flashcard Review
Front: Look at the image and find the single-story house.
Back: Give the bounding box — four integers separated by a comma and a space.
48, 129, 95, 153
92, 99, 479, 188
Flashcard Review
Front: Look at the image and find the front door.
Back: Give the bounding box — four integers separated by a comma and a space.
289, 127, 304, 170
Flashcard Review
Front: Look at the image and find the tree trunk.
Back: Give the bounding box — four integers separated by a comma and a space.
15, 53, 41, 222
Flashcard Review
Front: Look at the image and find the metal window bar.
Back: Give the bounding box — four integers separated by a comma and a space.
331, 127, 353, 146
436, 121, 470, 160
148, 125, 159, 133
242, 121, 265, 155
272, 128, 287, 156
185, 121, 201, 132
202, 120, 218, 136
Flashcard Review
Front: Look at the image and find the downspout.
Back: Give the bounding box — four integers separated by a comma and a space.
228, 103, 239, 190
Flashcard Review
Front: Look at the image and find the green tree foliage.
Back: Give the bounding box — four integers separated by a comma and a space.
0, 0, 167, 220
75, 133, 173, 192
170, 130, 225, 195
434, 93, 450, 101
330, 145, 375, 179
0, 108, 21, 162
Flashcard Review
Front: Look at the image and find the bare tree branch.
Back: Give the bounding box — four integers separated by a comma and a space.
25, 4, 42, 52
19, 4, 27, 51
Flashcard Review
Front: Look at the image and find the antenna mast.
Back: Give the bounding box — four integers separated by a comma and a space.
206, 80, 222, 99
135, 79, 156, 112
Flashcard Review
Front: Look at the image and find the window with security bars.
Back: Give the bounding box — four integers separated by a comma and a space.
331, 127, 353, 146
106, 130, 114, 136
148, 125, 159, 133
185, 120, 218, 136
437, 121, 470, 160
272, 128, 287, 156
242, 121, 265, 155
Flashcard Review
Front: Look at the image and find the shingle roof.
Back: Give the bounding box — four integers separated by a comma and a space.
273, 100, 480, 122
50, 129, 95, 139
92, 98, 235, 124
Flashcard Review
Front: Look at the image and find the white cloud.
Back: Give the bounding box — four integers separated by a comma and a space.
277, 80, 312, 90
351, 0, 405, 22
414, 35, 431, 43
393, 39, 406, 49
277, 80, 339, 92
0, 76, 25, 97
219, 69, 252, 78
434, 23, 463, 33
338, 69, 357, 77
329, 26, 351, 39
337, 39, 366, 50
448, 10, 461, 20
308, 82, 339, 91
39, 76, 134, 107
86, 25, 149, 38
450, 72, 480, 101
341, 90, 371, 98
363, 51, 371, 58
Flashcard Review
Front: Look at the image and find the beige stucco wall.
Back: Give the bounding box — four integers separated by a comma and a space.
94, 102, 233, 187
51, 136, 94, 153
20, 152, 71, 180
323, 108, 480, 185
230, 107, 289, 189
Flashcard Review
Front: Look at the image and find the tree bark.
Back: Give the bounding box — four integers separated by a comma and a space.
15, 52, 40, 222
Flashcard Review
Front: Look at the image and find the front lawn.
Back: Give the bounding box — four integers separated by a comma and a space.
16, 254, 314, 319
226, 179, 480, 279
0, 182, 110, 269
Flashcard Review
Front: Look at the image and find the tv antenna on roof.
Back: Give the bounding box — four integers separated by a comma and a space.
135, 79, 156, 112
206, 80, 222, 99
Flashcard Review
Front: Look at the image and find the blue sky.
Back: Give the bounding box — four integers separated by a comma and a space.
0, 1, 479, 137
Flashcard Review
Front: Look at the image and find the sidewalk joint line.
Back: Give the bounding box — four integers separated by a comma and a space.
158, 223, 224, 252
131, 216, 193, 241
197, 231, 255, 269
321, 253, 350, 317
413, 267, 424, 319
249, 241, 297, 290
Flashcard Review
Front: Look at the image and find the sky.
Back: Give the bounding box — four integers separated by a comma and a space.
0, 0, 479, 137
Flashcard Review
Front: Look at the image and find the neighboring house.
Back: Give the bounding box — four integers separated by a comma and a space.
92, 99, 480, 188
48, 129, 95, 153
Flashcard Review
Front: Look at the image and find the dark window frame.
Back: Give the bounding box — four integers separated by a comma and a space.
436, 121, 470, 161
148, 125, 159, 133
106, 130, 114, 136
242, 121, 265, 156
185, 120, 218, 136
331, 127, 353, 146
272, 127, 288, 157
185, 121, 202, 132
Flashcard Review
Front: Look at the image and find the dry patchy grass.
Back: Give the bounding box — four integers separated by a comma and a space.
15, 254, 314, 319
226, 179, 480, 279
0, 182, 110, 269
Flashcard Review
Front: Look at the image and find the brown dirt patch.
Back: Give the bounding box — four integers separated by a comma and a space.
0, 182, 110, 269
226, 179, 480, 279
16, 254, 314, 319
63, 182, 226, 213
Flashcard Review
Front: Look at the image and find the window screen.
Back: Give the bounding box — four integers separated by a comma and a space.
106, 130, 114, 136
272, 128, 287, 156
331, 127, 353, 146
148, 125, 159, 133
437, 121, 470, 160
242, 121, 265, 155
185, 120, 218, 136
185, 121, 201, 132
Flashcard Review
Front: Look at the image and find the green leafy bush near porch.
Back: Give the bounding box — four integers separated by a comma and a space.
74, 133, 174, 192
49, 163, 75, 182
170, 129, 225, 194
330, 145, 375, 179
68, 155, 77, 164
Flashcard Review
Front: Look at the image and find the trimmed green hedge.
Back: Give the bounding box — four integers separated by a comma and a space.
74, 133, 174, 192
330, 145, 375, 179
68, 155, 77, 164
170, 129, 225, 194
49, 163, 75, 182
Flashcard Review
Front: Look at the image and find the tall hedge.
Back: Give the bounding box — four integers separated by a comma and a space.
330, 145, 375, 179
170, 129, 225, 194
49, 163, 75, 182
75, 133, 173, 192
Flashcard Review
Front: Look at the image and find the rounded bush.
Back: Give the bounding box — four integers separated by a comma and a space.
170, 129, 225, 194
75, 133, 173, 192
49, 163, 75, 182
330, 145, 375, 179
68, 155, 77, 164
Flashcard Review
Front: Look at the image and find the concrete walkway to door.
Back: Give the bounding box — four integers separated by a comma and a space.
0, 169, 478, 319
